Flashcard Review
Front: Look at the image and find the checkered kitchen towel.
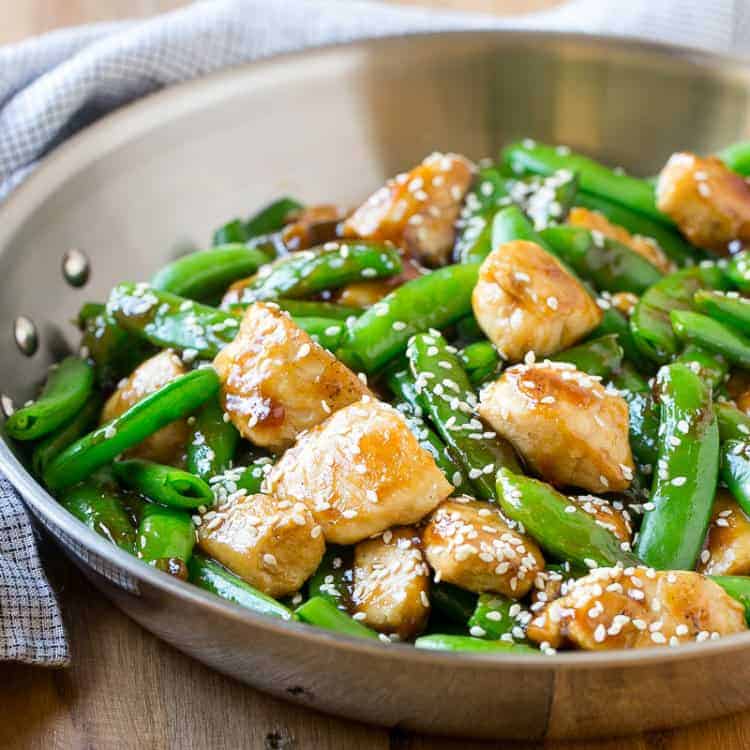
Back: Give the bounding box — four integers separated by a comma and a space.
1, 0, 749, 665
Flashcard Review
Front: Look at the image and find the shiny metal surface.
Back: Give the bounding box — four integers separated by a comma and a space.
61, 248, 91, 288
2, 32, 750, 739
13, 315, 39, 357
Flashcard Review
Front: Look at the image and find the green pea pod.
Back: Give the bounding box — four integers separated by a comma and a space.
293, 317, 346, 351
338, 263, 479, 373
540, 225, 663, 295
496, 468, 640, 568
718, 141, 750, 176
716, 402, 750, 442
621, 390, 660, 468
79, 303, 154, 389
609, 361, 649, 394
212, 197, 303, 245
237, 241, 401, 304
307, 547, 351, 610
491, 205, 557, 256
722, 440, 750, 515
113, 459, 214, 510
551, 334, 623, 379
431, 582, 477, 624
108, 283, 240, 359
726, 251, 750, 293
408, 332, 520, 500
673, 345, 728, 392
501, 140, 668, 225
635, 363, 719, 570
630, 264, 728, 363
136, 503, 195, 565
468, 594, 529, 643
273, 300, 362, 320
61, 480, 136, 552
414, 634, 538, 654
574, 191, 703, 266
512, 169, 579, 229
591, 306, 650, 372
5, 357, 94, 441
454, 315, 485, 345
709, 575, 750, 624
44, 368, 219, 491
671, 309, 750, 369
694, 289, 750, 331
295, 596, 379, 640
186, 396, 239, 481
151, 245, 269, 302
208, 460, 271, 501
32, 393, 102, 477
189, 553, 292, 620
459, 341, 502, 385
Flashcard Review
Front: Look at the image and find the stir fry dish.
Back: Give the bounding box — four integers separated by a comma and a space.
9, 139, 750, 656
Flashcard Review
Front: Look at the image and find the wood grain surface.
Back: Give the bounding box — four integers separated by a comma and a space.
2, 2, 746, 748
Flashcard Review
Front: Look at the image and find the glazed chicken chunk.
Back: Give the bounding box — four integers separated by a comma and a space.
472, 240, 602, 362
657, 152, 750, 254
479, 362, 634, 493
101, 349, 188, 465
527, 566, 747, 651
213, 302, 369, 451
197, 491, 325, 598
267, 399, 453, 544
344, 152, 475, 267
568, 207, 674, 273
351, 527, 431, 639
570, 495, 633, 545
698, 491, 750, 576
422, 497, 544, 598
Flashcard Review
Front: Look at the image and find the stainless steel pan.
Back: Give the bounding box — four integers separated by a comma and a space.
2, 32, 750, 740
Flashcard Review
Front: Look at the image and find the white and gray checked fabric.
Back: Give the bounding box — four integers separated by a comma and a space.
0, 0, 749, 666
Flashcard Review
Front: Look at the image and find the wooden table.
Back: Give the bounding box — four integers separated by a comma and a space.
3, 2, 748, 748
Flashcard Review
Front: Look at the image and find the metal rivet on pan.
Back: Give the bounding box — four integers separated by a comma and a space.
0, 394, 14, 418
62, 248, 90, 287
14, 316, 39, 357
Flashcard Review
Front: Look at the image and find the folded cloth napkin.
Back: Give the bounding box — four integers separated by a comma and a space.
1, 0, 748, 666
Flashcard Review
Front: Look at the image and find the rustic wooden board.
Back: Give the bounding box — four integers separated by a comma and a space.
3, 2, 749, 748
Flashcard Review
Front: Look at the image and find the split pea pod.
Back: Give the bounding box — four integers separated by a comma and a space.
44, 368, 219, 491
186, 395, 239, 481
408, 332, 520, 500
414, 634, 538, 654
5, 357, 94, 441
189, 553, 293, 620
338, 263, 479, 373
151, 244, 269, 303
721, 440, 750, 515
496, 468, 640, 568
635, 363, 719, 570
670, 309, 750, 369
694, 289, 750, 331
113, 459, 214, 510
501, 140, 668, 225
295, 596, 379, 640
212, 197, 303, 246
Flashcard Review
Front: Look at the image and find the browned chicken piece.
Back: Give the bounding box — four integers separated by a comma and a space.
739, 390, 750, 416
697, 491, 750, 576
101, 349, 188, 465
267, 399, 453, 544
351, 527, 430, 639
213, 302, 369, 451
568, 207, 675, 273
608, 291, 639, 318
570, 495, 633, 545
472, 240, 602, 362
197, 491, 324, 598
527, 566, 747, 650
344, 152, 475, 267
530, 568, 576, 612
281, 204, 347, 252
422, 497, 544, 598
479, 361, 634, 493
656, 152, 750, 254
725, 371, 750, 416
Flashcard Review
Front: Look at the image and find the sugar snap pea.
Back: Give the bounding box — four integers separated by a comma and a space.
721, 440, 750, 515
670, 309, 750, 369
502, 140, 669, 225
408, 332, 520, 500
5, 357, 94, 441
673, 345, 728, 391
212, 197, 303, 246
718, 141, 750, 176
716, 401, 750, 441
186, 396, 239, 481
727, 251, 750, 292
295, 596, 379, 640
459, 341, 502, 385
273, 299, 362, 320
44, 368, 219, 491
491, 204, 557, 256
338, 263, 479, 373
431, 582, 477, 624
113, 459, 214, 510
293, 317, 346, 351
189, 553, 293, 620
308, 547, 351, 610
496, 468, 640, 568
710, 575, 750, 624
414, 634, 538, 654
136, 502, 195, 566
694, 289, 750, 331
151, 244, 269, 303
468, 594, 529, 643
635, 363, 719, 570
551, 334, 623, 379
